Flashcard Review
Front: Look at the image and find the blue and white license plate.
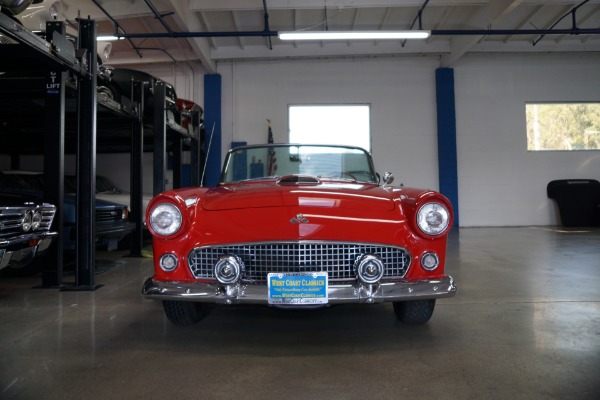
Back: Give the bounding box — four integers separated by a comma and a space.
268, 272, 328, 305
0, 249, 5, 265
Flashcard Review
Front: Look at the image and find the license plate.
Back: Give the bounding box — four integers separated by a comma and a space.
0, 249, 5, 265
268, 272, 328, 305
107, 238, 118, 252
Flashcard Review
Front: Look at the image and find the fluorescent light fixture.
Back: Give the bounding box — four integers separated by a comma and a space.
278, 30, 430, 41
97, 35, 124, 41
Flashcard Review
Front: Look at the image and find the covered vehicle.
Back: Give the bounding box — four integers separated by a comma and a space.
143, 144, 457, 325
0, 172, 57, 273
0, 0, 43, 17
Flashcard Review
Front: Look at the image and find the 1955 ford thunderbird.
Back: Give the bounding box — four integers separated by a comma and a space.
142, 144, 457, 325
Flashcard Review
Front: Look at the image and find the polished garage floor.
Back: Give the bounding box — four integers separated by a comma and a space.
1, 227, 599, 400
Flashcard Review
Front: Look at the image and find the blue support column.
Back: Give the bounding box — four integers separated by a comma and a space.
203, 74, 222, 187
435, 68, 460, 227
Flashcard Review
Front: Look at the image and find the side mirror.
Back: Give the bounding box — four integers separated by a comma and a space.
382, 171, 394, 187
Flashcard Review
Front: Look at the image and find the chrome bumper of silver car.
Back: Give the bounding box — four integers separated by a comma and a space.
0, 231, 58, 270
141, 276, 457, 305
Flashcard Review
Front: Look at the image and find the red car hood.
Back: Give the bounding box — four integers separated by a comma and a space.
202, 182, 395, 212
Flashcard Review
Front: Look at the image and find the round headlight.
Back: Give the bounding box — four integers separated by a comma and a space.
417, 202, 450, 236
149, 203, 182, 236
22, 212, 33, 232
32, 211, 43, 231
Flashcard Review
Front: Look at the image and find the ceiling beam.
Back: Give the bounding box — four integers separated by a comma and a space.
231, 10, 245, 49
187, 0, 600, 12
440, 0, 523, 67
189, 0, 480, 11
503, 5, 543, 43
165, 0, 216, 73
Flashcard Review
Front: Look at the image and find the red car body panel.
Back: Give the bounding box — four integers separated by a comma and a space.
147, 181, 452, 284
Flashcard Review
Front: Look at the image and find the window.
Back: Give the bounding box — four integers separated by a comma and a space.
526, 103, 600, 151
289, 105, 371, 151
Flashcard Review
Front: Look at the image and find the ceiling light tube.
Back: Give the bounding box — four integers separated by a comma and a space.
278, 30, 430, 41
97, 35, 124, 41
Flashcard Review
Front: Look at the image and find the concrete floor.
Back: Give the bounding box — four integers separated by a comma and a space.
0, 227, 599, 400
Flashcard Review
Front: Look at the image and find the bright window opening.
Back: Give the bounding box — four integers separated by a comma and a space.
289, 105, 371, 151
526, 103, 600, 151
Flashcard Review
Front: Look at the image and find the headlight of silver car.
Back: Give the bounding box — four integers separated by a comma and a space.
417, 202, 450, 236
149, 203, 182, 236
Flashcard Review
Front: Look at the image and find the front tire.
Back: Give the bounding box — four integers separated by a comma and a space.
162, 301, 206, 326
393, 299, 436, 324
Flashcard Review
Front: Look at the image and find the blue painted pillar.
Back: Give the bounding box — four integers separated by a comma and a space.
435, 68, 460, 227
203, 74, 222, 187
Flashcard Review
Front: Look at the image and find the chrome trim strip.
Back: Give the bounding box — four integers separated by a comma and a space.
141, 275, 457, 304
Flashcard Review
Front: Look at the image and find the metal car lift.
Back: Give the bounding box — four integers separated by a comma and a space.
0, 13, 203, 289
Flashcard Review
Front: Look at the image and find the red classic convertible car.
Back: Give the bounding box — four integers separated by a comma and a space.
142, 144, 456, 325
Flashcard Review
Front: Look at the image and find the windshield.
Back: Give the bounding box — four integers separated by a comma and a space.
221, 144, 378, 184
0, 172, 44, 191
96, 176, 121, 194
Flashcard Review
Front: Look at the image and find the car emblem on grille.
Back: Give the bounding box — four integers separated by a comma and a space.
290, 214, 309, 224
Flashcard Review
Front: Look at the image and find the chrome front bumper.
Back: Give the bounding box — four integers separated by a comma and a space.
0, 231, 58, 270
142, 276, 457, 305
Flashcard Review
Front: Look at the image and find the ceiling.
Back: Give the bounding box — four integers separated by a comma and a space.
13, 0, 600, 73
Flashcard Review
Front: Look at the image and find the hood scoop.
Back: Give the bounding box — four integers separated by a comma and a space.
277, 175, 321, 186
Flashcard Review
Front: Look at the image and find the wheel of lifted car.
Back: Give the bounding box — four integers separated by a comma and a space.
393, 299, 436, 324
162, 301, 206, 326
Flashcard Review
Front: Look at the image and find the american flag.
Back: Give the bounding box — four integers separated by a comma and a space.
267, 119, 278, 176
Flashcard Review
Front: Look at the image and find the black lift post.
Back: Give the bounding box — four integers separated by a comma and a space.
130, 81, 145, 257
41, 20, 66, 288
70, 18, 100, 291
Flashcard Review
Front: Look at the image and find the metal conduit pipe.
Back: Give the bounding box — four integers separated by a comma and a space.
111, 28, 600, 40
431, 28, 600, 36
143, 0, 174, 34
89, 0, 141, 58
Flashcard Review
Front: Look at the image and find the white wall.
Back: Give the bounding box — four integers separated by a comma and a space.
454, 53, 600, 226
217, 57, 441, 192
4, 55, 599, 227
216, 53, 600, 227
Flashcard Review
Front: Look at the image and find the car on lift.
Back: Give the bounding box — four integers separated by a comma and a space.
0, 172, 58, 274
0, 171, 135, 255
98, 67, 179, 122
142, 144, 457, 326
176, 97, 203, 132
0, 0, 43, 18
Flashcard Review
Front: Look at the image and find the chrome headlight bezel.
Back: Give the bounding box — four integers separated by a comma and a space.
31, 210, 43, 231
149, 203, 183, 237
416, 202, 450, 236
22, 211, 33, 232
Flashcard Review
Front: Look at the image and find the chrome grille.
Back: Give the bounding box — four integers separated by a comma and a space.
0, 206, 27, 238
39, 205, 57, 231
188, 242, 411, 282
96, 208, 124, 223
0, 203, 55, 238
